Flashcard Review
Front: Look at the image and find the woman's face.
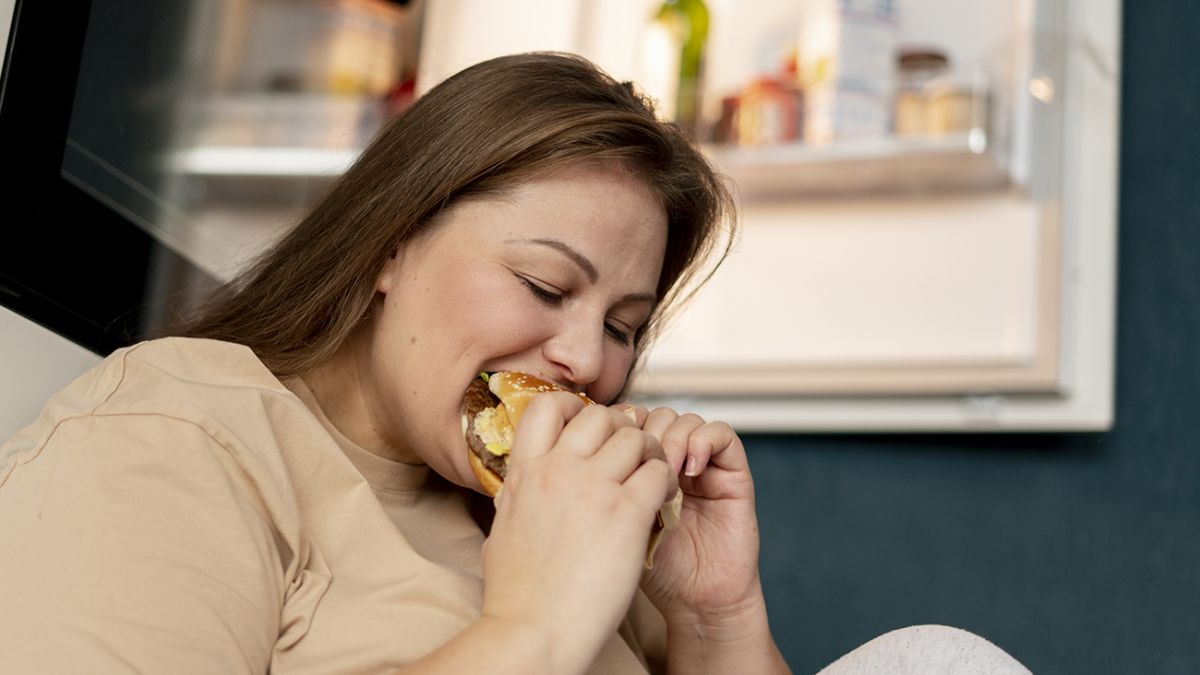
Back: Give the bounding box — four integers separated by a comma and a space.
366, 162, 668, 490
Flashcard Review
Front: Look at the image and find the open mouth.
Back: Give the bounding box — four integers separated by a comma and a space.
460, 372, 591, 496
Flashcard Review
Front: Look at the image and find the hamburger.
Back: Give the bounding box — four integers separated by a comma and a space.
461, 371, 682, 567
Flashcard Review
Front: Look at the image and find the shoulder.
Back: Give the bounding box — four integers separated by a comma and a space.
106, 336, 290, 402
1, 338, 336, 572
16, 336, 288, 417
3, 337, 319, 489
0, 342, 301, 672
98, 336, 295, 422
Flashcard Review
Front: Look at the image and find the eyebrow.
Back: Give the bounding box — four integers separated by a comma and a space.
512, 237, 598, 282
507, 237, 657, 304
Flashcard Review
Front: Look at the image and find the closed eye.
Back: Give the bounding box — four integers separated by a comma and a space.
604, 321, 632, 346
518, 275, 564, 306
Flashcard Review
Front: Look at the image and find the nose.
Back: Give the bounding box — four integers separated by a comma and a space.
542, 317, 605, 391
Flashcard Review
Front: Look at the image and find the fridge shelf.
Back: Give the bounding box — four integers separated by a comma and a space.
703, 132, 1010, 200
171, 146, 361, 178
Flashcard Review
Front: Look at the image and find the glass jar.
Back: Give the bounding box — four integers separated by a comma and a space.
894, 49, 949, 136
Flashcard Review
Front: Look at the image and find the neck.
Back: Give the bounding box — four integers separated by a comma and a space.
302, 322, 424, 465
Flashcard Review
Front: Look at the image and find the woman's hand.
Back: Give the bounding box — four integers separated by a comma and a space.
631, 407, 775, 653
479, 392, 678, 675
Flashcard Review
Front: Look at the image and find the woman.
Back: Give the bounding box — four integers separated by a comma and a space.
0, 52, 789, 673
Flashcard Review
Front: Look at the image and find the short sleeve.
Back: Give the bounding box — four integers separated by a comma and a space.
0, 413, 286, 673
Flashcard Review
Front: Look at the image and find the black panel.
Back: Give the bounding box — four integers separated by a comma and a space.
0, 0, 212, 355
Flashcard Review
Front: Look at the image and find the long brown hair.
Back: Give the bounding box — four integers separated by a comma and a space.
179, 52, 735, 378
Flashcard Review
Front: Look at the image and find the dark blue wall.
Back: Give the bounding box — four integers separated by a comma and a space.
751, 2, 1200, 673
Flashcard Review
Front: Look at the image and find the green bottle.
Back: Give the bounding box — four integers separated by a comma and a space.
654, 0, 709, 135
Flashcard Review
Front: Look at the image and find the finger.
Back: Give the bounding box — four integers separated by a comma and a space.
617, 403, 649, 427
684, 434, 713, 477
509, 391, 589, 462
687, 421, 747, 475
641, 407, 683, 474
552, 404, 639, 458
641, 407, 678, 439
591, 428, 664, 483
659, 412, 706, 475
622, 457, 677, 516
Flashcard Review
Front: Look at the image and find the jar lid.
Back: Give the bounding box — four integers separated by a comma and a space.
897, 49, 950, 72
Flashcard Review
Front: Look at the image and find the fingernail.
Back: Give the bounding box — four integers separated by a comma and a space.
684, 454, 699, 477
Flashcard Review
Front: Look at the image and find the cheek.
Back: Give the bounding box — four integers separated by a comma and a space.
402, 263, 506, 339
486, 296, 560, 357
425, 269, 554, 358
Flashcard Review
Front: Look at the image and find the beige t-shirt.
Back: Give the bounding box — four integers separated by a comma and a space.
0, 338, 665, 674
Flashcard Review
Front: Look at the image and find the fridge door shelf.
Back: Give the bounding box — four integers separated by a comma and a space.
703, 132, 1010, 200
171, 146, 361, 179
